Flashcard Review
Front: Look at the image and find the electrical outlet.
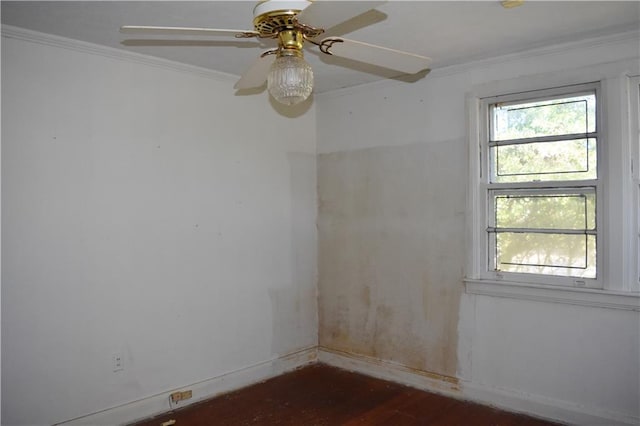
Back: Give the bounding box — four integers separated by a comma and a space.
112, 353, 124, 372
170, 390, 193, 403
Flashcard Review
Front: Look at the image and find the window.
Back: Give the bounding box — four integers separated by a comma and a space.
466, 66, 639, 305
479, 83, 601, 287
467, 70, 640, 299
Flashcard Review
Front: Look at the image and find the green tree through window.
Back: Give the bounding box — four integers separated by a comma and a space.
487, 90, 598, 279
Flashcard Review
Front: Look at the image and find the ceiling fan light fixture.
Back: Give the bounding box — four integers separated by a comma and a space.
267, 50, 313, 106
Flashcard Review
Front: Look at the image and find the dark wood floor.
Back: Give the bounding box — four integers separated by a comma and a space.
131, 364, 561, 426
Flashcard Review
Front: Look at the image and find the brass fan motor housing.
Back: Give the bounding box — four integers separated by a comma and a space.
252, 8, 324, 39
253, 9, 299, 37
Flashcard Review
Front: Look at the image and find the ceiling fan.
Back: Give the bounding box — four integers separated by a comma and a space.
121, 0, 432, 106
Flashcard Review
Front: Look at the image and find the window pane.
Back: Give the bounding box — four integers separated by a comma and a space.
491, 138, 597, 183
495, 192, 595, 231
484, 84, 600, 282
495, 233, 596, 278
492, 94, 596, 141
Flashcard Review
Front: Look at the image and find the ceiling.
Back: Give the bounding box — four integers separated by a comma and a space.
2, 1, 639, 93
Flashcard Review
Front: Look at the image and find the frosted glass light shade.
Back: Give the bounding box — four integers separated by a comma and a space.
267, 54, 313, 106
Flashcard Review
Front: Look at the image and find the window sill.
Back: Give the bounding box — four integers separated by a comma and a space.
464, 278, 640, 311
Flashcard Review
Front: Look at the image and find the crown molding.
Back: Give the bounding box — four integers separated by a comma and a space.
4, 24, 637, 99
317, 28, 640, 100
430, 28, 640, 79
1, 25, 239, 83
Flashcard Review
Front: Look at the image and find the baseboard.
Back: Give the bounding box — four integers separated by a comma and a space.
318, 347, 638, 426
318, 347, 462, 397
464, 381, 639, 426
56, 347, 318, 426
56, 346, 638, 426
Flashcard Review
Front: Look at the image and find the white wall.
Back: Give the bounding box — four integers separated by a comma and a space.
467, 295, 639, 422
316, 32, 640, 425
1, 29, 317, 425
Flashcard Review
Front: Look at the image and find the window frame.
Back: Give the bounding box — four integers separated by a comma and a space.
477, 82, 603, 289
464, 55, 640, 308
630, 76, 640, 287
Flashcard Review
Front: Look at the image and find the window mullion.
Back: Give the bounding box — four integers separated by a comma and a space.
488, 227, 597, 235
489, 132, 598, 147
488, 181, 597, 191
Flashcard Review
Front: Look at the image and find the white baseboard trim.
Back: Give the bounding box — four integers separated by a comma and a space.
464, 381, 639, 426
318, 347, 462, 397
318, 347, 639, 426
55, 346, 637, 426
56, 347, 318, 426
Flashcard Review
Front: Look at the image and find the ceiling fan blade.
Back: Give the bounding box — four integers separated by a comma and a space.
234, 52, 277, 90
296, 1, 386, 32
319, 38, 431, 74
120, 26, 259, 38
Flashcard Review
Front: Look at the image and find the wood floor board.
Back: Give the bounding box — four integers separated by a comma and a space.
130, 364, 562, 426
